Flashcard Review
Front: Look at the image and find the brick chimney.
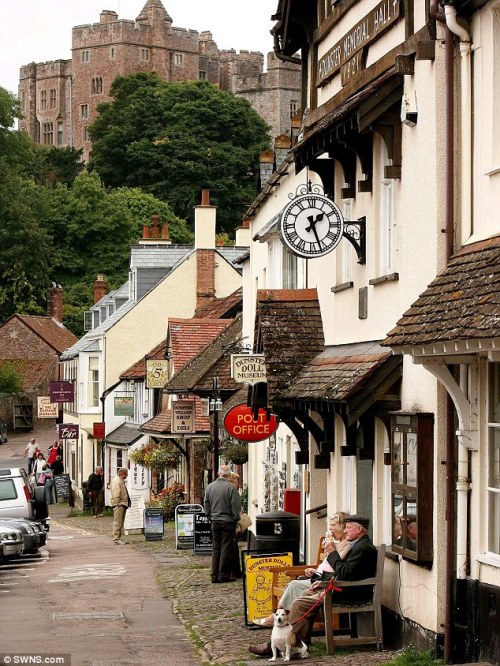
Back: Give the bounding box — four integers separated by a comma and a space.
139, 215, 171, 245
46, 283, 63, 322
194, 190, 216, 312
93, 274, 108, 304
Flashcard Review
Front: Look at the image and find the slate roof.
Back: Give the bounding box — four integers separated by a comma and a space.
13, 316, 78, 355
383, 235, 500, 351
105, 422, 142, 446
166, 316, 243, 394
282, 341, 395, 402
254, 289, 324, 401
130, 244, 191, 270
0, 358, 56, 392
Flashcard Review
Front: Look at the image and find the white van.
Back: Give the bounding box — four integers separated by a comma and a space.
0, 468, 50, 530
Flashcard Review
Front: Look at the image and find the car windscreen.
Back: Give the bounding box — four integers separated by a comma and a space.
0, 479, 18, 501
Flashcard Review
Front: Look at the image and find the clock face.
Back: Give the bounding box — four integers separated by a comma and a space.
279, 193, 344, 258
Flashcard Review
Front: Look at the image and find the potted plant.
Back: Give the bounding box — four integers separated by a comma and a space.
223, 440, 248, 465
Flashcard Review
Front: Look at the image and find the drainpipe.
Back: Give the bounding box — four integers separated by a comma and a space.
456, 365, 470, 580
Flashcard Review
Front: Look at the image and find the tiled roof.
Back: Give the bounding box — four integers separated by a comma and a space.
283, 342, 394, 401
166, 316, 243, 394
383, 235, 500, 350
14, 316, 78, 355
0, 358, 56, 392
194, 287, 242, 319
141, 397, 210, 435
105, 422, 142, 446
121, 339, 166, 380
255, 289, 324, 400
169, 318, 233, 376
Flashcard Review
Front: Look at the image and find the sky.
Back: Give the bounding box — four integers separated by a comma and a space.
0, 0, 278, 96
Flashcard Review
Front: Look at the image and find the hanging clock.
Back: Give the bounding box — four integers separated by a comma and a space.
279, 192, 344, 258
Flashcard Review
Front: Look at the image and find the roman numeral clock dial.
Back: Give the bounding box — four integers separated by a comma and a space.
279, 193, 344, 258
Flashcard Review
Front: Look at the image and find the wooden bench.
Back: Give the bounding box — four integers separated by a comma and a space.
321, 544, 386, 654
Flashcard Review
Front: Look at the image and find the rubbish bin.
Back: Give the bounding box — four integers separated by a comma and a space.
254, 510, 300, 564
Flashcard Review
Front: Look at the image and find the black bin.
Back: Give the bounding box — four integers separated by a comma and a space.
254, 510, 300, 564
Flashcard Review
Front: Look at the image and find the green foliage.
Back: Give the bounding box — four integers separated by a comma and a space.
0, 363, 23, 395
129, 442, 181, 472
384, 645, 445, 666
222, 440, 248, 465
89, 74, 271, 233
240, 484, 248, 513
30, 145, 85, 186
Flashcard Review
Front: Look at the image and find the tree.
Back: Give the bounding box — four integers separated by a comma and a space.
30, 145, 85, 187
89, 75, 271, 233
0, 363, 23, 395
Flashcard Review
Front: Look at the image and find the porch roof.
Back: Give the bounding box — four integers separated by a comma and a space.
105, 422, 142, 446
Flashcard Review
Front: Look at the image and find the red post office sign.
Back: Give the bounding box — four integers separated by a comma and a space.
223, 404, 278, 442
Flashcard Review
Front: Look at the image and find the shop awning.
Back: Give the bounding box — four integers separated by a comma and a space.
105, 422, 143, 446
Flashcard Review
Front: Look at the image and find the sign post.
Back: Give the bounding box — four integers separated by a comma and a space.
144, 507, 164, 540
193, 512, 212, 555
175, 503, 203, 550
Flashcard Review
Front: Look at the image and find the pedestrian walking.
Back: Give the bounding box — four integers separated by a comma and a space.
87, 466, 104, 517
204, 464, 241, 584
110, 468, 130, 545
24, 438, 38, 474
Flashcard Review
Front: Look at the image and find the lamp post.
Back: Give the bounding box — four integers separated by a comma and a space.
209, 377, 222, 479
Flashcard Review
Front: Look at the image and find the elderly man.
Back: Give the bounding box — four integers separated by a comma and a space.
204, 464, 241, 584
87, 466, 104, 517
249, 514, 378, 657
110, 467, 130, 545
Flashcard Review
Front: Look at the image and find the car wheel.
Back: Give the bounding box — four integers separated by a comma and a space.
33, 486, 49, 520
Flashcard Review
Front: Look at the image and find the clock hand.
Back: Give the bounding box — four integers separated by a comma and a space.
305, 213, 324, 232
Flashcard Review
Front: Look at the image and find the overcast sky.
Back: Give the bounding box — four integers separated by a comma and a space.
1, 0, 278, 96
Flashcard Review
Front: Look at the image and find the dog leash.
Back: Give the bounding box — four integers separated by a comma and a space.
290, 579, 342, 625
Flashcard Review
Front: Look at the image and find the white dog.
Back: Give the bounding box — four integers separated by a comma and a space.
269, 608, 309, 662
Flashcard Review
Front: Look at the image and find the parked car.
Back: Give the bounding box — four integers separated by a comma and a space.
0, 421, 7, 444
0, 524, 24, 560
0, 517, 46, 554
0, 468, 50, 530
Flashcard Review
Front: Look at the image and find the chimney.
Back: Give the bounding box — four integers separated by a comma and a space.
139, 215, 171, 245
235, 219, 251, 247
47, 283, 63, 322
93, 274, 108, 304
195, 190, 216, 312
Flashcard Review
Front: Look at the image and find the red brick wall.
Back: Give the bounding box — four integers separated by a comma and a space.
0, 319, 59, 360
196, 250, 215, 312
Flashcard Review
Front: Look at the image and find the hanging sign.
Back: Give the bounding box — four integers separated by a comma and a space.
37, 396, 58, 418
146, 359, 170, 389
114, 396, 134, 416
49, 381, 74, 403
58, 423, 79, 440
223, 404, 278, 443
171, 400, 195, 434
93, 422, 105, 439
231, 354, 267, 385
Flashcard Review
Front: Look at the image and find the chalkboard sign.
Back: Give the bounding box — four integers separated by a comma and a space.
193, 512, 212, 555
144, 507, 164, 541
54, 474, 71, 501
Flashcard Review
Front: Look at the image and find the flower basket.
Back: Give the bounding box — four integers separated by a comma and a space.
130, 442, 180, 472
223, 441, 248, 465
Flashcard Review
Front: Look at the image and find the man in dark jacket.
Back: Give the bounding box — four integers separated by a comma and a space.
249, 514, 378, 656
87, 466, 104, 517
204, 464, 241, 584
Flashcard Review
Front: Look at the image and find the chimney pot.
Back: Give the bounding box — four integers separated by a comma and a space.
142, 224, 150, 239
201, 189, 210, 206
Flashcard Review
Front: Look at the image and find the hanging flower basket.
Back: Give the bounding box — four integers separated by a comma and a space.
129, 442, 180, 472
223, 441, 248, 465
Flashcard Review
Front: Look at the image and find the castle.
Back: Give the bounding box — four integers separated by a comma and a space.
17, 0, 301, 161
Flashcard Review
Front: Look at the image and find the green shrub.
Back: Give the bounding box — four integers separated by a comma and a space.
384, 645, 444, 666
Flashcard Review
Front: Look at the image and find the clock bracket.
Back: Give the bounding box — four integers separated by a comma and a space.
342, 216, 366, 265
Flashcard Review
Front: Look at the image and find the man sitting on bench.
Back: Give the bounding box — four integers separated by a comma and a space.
249, 514, 377, 657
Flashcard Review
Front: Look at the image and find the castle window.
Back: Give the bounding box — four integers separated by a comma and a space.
91, 77, 103, 94
174, 53, 183, 66
84, 126, 90, 142
42, 122, 53, 145
199, 71, 206, 80
81, 50, 90, 63
20, 90, 26, 112
290, 100, 299, 117
57, 121, 63, 145
110, 47, 116, 60
49, 89, 57, 109
80, 104, 89, 119
40, 90, 47, 111
141, 48, 150, 61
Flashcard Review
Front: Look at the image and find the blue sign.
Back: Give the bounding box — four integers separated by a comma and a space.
144, 508, 164, 541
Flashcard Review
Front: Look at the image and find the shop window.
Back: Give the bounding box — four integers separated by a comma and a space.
49, 89, 56, 109
40, 90, 47, 111
487, 363, 500, 555
391, 412, 434, 562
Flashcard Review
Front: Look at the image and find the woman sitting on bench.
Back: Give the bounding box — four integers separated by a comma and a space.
253, 511, 350, 626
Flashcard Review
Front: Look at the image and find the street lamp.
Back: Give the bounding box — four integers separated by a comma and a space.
209, 377, 222, 479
